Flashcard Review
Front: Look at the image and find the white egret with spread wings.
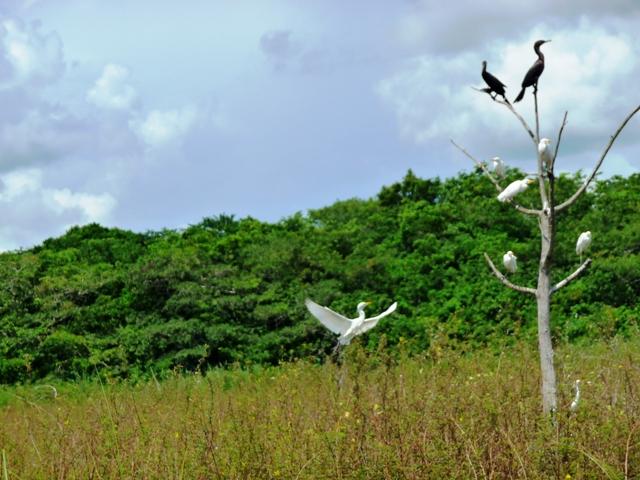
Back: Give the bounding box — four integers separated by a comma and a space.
305, 299, 397, 346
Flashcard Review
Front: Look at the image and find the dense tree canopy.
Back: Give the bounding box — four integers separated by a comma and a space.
1, 169, 639, 382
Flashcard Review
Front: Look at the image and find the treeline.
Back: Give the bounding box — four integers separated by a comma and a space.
1, 169, 639, 383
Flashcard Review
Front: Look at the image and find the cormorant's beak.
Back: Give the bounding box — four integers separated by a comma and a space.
545, 39, 552, 43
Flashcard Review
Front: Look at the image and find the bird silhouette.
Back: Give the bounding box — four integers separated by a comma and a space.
514, 40, 550, 103
481, 61, 509, 103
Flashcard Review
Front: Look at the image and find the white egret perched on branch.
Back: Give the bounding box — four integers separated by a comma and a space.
492, 157, 505, 177
305, 299, 397, 346
576, 231, 592, 262
538, 138, 552, 171
497, 178, 534, 203
503, 251, 517, 274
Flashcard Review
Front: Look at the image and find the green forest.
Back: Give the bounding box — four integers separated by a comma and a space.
1, 168, 639, 383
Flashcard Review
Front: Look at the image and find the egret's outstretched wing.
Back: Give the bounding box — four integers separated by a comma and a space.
305, 299, 352, 335
359, 302, 398, 334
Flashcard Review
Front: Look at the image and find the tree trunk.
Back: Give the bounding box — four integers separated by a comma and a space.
537, 214, 557, 414
455, 96, 638, 416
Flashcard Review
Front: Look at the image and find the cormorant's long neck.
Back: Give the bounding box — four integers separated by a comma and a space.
534, 46, 545, 62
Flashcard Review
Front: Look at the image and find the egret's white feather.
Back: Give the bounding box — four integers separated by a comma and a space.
492, 157, 505, 177
359, 302, 398, 334
570, 379, 581, 412
304, 299, 352, 335
503, 251, 517, 273
576, 231, 592, 255
538, 138, 552, 168
497, 179, 532, 202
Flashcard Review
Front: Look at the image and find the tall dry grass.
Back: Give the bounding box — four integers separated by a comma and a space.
1, 338, 639, 479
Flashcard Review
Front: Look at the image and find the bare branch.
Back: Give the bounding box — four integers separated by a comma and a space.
472, 87, 537, 144
470, 86, 493, 97
495, 100, 537, 144
550, 259, 592, 294
450, 139, 501, 191
450, 139, 540, 216
556, 104, 640, 213
533, 89, 548, 209
550, 112, 568, 173
484, 253, 537, 295
542, 112, 568, 244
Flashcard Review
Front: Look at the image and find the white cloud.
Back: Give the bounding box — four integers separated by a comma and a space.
395, 13, 428, 49
87, 63, 137, 110
0, 20, 131, 175
129, 106, 198, 148
0, 167, 41, 200
0, 18, 64, 87
45, 187, 115, 221
393, 1, 640, 54
0, 107, 80, 168
377, 53, 476, 143
0, 167, 116, 251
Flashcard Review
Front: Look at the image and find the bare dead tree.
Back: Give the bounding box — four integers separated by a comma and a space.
453, 88, 639, 415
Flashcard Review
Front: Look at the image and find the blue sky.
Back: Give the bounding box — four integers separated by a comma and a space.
0, 0, 638, 250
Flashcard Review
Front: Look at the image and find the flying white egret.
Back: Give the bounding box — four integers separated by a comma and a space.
503, 251, 517, 274
538, 138, 552, 171
570, 379, 581, 412
305, 299, 397, 346
497, 178, 534, 203
491, 157, 505, 177
576, 231, 592, 261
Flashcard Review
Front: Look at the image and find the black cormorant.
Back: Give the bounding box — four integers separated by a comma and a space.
514, 39, 550, 103
481, 61, 509, 103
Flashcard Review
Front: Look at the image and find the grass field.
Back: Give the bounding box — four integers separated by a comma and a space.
1, 338, 639, 479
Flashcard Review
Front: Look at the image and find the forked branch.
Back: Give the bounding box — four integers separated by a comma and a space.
484, 253, 537, 295
550, 259, 592, 294
450, 139, 540, 216
556, 104, 640, 213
